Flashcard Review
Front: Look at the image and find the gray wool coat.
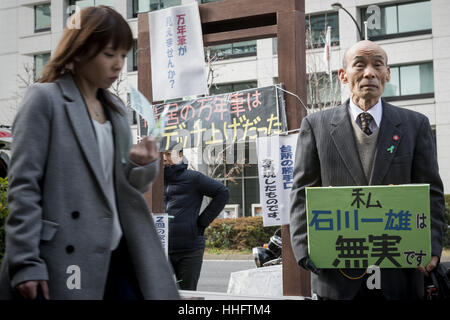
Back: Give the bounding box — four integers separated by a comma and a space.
0, 73, 180, 300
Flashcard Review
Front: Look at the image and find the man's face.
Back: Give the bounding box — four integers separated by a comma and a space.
339, 41, 390, 104
163, 151, 183, 167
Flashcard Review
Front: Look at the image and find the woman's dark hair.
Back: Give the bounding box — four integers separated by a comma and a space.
39, 6, 133, 113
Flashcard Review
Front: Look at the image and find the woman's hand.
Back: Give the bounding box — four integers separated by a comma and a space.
16, 280, 50, 300
129, 135, 159, 166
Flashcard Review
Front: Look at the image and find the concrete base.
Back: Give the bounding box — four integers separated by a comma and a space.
227, 265, 283, 298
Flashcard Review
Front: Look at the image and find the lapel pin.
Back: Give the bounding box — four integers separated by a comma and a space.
387, 145, 395, 153
393, 135, 399, 141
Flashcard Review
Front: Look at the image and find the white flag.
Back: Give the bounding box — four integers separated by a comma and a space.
323, 26, 331, 75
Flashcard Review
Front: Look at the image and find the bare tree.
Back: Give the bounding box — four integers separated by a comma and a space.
204, 46, 223, 93
3, 63, 37, 125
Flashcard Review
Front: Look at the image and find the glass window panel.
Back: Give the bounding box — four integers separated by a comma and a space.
209, 83, 233, 95
34, 53, 51, 81
382, 66, 400, 97
399, 63, 434, 96
306, 12, 339, 48
226, 179, 243, 217
244, 178, 260, 217
398, 1, 431, 33
383, 6, 398, 35
160, 0, 181, 9
71, 0, 94, 10
366, 5, 398, 37
133, 39, 138, 71
244, 142, 258, 176
209, 43, 232, 58
210, 81, 257, 95
232, 81, 257, 92
418, 63, 434, 94
363, 1, 431, 38
70, 0, 114, 9
96, 0, 114, 7
400, 65, 420, 96
35, 4, 51, 32
232, 40, 257, 55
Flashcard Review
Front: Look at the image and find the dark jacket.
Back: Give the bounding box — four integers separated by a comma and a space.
164, 163, 229, 253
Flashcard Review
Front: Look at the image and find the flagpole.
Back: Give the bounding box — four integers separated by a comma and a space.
325, 26, 333, 105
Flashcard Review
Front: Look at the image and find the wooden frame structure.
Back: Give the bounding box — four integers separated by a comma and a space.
137, 0, 310, 297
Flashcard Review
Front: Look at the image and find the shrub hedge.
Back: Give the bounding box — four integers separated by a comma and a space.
205, 216, 279, 251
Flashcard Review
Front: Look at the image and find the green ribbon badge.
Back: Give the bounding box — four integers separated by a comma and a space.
387, 145, 395, 153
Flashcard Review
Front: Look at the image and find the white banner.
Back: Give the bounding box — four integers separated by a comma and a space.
149, 2, 207, 101
256, 134, 298, 226
152, 213, 169, 256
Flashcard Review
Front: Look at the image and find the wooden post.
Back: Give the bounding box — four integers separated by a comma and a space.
137, 12, 165, 214
137, 0, 310, 297
277, 4, 310, 297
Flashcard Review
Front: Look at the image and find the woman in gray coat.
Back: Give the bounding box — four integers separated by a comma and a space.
0, 6, 179, 300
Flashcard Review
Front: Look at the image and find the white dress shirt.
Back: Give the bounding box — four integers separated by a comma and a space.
348, 98, 383, 133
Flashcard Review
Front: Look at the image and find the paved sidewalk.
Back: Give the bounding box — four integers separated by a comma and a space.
204, 253, 253, 260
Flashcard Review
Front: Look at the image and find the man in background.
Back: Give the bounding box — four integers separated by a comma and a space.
164, 149, 229, 290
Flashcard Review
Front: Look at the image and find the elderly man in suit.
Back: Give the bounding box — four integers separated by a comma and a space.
289, 40, 446, 300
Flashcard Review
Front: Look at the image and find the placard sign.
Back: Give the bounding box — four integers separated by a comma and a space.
152, 213, 169, 257
306, 184, 431, 268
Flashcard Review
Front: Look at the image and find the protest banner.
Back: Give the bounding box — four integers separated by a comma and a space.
152, 213, 169, 256
139, 85, 288, 151
149, 1, 207, 101
256, 133, 298, 226
306, 184, 431, 268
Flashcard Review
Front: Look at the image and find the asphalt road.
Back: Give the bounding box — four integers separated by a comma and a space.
197, 259, 256, 293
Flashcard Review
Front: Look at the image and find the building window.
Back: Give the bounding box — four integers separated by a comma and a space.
272, 12, 339, 54
383, 62, 434, 101
204, 141, 259, 217
69, 0, 114, 11
133, 39, 138, 71
360, 1, 432, 40
305, 12, 339, 49
34, 3, 51, 33
207, 40, 257, 61
132, 0, 181, 17
34, 53, 51, 81
209, 81, 257, 96
307, 72, 341, 108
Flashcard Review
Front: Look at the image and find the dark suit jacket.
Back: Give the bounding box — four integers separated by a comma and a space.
289, 99, 446, 300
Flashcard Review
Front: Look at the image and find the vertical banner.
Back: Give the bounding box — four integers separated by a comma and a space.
306, 185, 431, 268
149, 1, 207, 101
256, 134, 298, 226
152, 213, 169, 256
